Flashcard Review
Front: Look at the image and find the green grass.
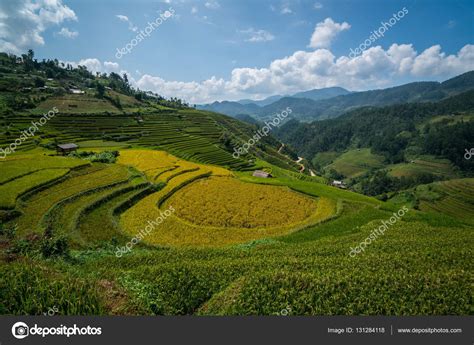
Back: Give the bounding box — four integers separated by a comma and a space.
25, 217, 468, 316
0, 260, 106, 315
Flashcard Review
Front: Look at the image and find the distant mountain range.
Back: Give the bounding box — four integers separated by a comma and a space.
197, 87, 350, 117
197, 72, 474, 122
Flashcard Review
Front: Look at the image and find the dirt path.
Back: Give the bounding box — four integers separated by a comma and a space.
278, 143, 285, 153
277, 144, 308, 174
296, 157, 305, 173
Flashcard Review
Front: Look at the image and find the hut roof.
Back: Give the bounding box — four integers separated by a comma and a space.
57, 143, 78, 150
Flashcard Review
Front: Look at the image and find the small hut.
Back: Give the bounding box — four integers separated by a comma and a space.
252, 170, 273, 178
56, 143, 78, 156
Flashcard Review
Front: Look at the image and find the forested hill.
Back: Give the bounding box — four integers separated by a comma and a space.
275, 90, 474, 172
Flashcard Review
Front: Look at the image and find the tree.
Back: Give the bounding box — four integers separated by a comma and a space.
34, 77, 45, 88
27, 49, 34, 61
96, 82, 105, 98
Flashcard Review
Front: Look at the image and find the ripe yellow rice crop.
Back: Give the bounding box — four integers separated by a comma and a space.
120, 175, 337, 248
169, 176, 317, 228
117, 149, 231, 182
120, 168, 212, 236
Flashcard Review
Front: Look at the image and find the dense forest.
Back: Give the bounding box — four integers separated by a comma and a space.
276, 91, 474, 173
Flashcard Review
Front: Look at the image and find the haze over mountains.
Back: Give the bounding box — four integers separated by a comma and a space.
198, 72, 474, 122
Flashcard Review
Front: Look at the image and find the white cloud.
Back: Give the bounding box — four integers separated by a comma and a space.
191, 6, 198, 14
115, 14, 138, 32
204, 1, 220, 10
314, 2, 323, 10
57, 21, 474, 105
116, 14, 128, 21
240, 28, 275, 43
309, 17, 350, 49
134, 43, 474, 104
57, 27, 78, 39
281, 6, 292, 14
447, 20, 456, 29
0, 0, 77, 54
103, 61, 120, 71
64, 58, 128, 77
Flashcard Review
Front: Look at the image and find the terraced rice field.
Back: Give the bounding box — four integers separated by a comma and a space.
0, 154, 89, 184
12, 164, 131, 236
0, 148, 472, 316
388, 157, 457, 179
75, 183, 152, 245
0, 168, 70, 209
326, 149, 385, 178
418, 178, 474, 223
1, 110, 258, 170
168, 176, 319, 228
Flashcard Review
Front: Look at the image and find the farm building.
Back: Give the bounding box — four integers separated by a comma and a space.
56, 143, 78, 155
252, 170, 273, 178
331, 180, 347, 189
70, 88, 85, 94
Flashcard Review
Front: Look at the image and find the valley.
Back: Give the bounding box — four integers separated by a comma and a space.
0, 51, 472, 318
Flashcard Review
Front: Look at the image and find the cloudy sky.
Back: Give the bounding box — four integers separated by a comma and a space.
0, 0, 473, 103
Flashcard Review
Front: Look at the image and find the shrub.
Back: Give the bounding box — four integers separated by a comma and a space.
69, 150, 120, 163
0, 222, 17, 239
41, 236, 70, 258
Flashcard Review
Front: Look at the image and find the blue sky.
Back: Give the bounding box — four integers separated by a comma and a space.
0, 0, 473, 103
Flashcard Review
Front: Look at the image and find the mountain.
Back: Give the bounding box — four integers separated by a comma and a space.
292, 87, 350, 101
237, 94, 283, 106
199, 87, 350, 116
198, 72, 474, 122
234, 113, 261, 125
197, 100, 259, 116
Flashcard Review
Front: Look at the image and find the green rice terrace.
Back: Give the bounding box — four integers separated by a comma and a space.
0, 53, 472, 316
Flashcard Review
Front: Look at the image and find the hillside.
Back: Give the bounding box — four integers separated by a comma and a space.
0, 52, 299, 172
